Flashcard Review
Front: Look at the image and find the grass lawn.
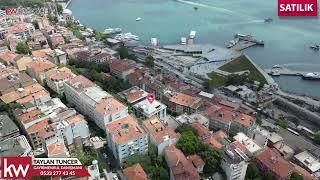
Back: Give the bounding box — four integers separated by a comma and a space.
219, 55, 267, 84
205, 72, 228, 88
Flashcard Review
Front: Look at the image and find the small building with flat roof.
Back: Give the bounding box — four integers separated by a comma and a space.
0, 114, 20, 141
0, 135, 32, 156
294, 151, 320, 175
118, 86, 148, 104
133, 99, 167, 120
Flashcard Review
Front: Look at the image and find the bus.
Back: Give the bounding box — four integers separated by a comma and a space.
287, 128, 300, 136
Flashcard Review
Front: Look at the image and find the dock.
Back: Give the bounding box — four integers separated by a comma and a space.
227, 34, 264, 51
265, 67, 319, 77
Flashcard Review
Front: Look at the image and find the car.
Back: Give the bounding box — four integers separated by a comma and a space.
112, 175, 119, 180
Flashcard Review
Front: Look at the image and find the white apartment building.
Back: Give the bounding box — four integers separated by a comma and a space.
45, 67, 75, 95
143, 117, 180, 155
55, 114, 90, 151
133, 99, 167, 120
105, 115, 148, 164
233, 132, 262, 157
294, 151, 320, 177
221, 142, 249, 180
64, 75, 128, 130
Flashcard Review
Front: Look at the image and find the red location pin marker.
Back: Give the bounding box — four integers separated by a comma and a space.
146, 93, 156, 104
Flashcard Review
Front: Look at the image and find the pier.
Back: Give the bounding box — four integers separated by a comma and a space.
264, 67, 318, 77
227, 34, 264, 51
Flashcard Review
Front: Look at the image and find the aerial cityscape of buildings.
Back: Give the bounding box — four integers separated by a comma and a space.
0, 1, 320, 180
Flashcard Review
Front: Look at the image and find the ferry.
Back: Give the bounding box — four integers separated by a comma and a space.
103, 28, 122, 35
302, 72, 320, 80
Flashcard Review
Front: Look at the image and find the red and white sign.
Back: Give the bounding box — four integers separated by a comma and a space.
0, 157, 89, 179
278, 0, 317, 16
5, 8, 17, 15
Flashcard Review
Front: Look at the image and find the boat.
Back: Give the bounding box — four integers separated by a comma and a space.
189, 30, 196, 39
270, 70, 280, 76
302, 72, 320, 80
136, 17, 142, 21
114, 32, 140, 42
103, 27, 122, 35
181, 37, 187, 45
272, 64, 281, 69
264, 17, 273, 23
194, 7, 198, 10
310, 44, 320, 51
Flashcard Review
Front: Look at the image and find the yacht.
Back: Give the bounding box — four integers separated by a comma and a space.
302, 72, 320, 80
114, 32, 140, 42
136, 17, 142, 21
103, 27, 122, 34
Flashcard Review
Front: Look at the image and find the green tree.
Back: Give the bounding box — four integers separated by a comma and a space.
124, 144, 169, 180
94, 30, 109, 41
16, 41, 30, 54
198, 144, 222, 175
245, 162, 262, 180
262, 171, 273, 180
176, 131, 200, 155
275, 118, 288, 129
290, 172, 303, 180
175, 124, 198, 136
57, 4, 63, 15
314, 131, 320, 144
144, 56, 155, 68
75, 146, 98, 166
117, 46, 130, 59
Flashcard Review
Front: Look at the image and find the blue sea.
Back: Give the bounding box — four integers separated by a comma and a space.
69, 0, 320, 97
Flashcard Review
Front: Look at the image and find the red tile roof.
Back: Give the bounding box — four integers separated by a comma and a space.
255, 148, 293, 179
123, 163, 148, 180
186, 154, 205, 168
169, 93, 202, 109
105, 115, 146, 144
164, 145, 200, 180
143, 117, 180, 145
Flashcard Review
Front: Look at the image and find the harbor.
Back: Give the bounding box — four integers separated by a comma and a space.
265, 66, 320, 80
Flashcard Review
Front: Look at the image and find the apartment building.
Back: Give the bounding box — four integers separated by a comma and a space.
64, 75, 128, 130
133, 99, 167, 120
143, 117, 180, 155
45, 67, 75, 95
168, 92, 202, 114
105, 115, 148, 164
26, 60, 57, 83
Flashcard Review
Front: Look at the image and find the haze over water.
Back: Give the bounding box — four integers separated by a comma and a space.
69, 0, 320, 98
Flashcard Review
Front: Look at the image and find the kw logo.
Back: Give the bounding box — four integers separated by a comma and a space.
5, 8, 17, 15
0, 157, 32, 179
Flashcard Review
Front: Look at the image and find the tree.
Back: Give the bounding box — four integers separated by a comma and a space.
198, 144, 222, 176
275, 118, 288, 129
315, 131, 320, 145
16, 41, 30, 54
57, 4, 63, 15
94, 30, 109, 41
124, 144, 169, 180
116, 46, 137, 60
176, 131, 200, 155
245, 162, 262, 179
290, 172, 303, 180
262, 171, 273, 180
75, 146, 99, 166
175, 124, 198, 136
144, 56, 154, 68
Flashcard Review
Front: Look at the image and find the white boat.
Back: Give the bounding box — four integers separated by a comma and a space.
181, 37, 187, 45
190, 30, 196, 39
114, 32, 140, 42
136, 17, 142, 21
103, 27, 122, 34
